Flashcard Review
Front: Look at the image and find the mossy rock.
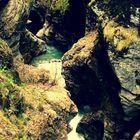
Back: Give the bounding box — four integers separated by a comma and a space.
38, 0, 69, 14
0, 38, 13, 68
104, 20, 139, 51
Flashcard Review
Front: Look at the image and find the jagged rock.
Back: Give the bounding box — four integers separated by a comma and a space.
77, 111, 104, 140
62, 30, 125, 140
19, 29, 47, 63
108, 39, 140, 139
0, 0, 34, 63
0, 0, 46, 64
62, 31, 101, 107
15, 63, 49, 84
32, 0, 86, 51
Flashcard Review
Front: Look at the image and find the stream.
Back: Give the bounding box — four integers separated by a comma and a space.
68, 112, 85, 140
31, 45, 85, 140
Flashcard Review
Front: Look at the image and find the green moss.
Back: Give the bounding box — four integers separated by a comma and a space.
50, 0, 69, 13
40, 0, 69, 14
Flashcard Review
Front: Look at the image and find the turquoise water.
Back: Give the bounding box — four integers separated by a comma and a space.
31, 45, 63, 65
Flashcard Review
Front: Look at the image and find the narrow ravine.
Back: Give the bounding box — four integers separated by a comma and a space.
31, 45, 85, 140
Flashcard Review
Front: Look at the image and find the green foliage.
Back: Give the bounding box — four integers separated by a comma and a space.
43, 0, 69, 14
0, 68, 25, 117
19, 136, 31, 140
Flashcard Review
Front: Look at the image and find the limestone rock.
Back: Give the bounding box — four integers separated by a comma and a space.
108, 39, 140, 139
19, 29, 47, 63
0, 0, 34, 63
77, 111, 104, 140
15, 63, 49, 84
62, 30, 125, 140
62, 31, 102, 107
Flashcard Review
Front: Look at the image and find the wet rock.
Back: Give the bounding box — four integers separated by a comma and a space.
33, 0, 86, 51
77, 111, 104, 140
0, 0, 34, 63
19, 29, 47, 63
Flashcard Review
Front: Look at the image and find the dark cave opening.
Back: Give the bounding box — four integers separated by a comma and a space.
63, 0, 86, 41
26, 9, 45, 35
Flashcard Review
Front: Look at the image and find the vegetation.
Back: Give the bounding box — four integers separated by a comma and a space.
38, 0, 69, 14
104, 20, 139, 51
0, 38, 12, 68
0, 68, 25, 116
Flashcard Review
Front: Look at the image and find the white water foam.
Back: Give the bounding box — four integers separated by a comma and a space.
68, 113, 85, 140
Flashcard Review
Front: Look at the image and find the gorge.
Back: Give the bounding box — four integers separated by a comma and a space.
0, 0, 140, 140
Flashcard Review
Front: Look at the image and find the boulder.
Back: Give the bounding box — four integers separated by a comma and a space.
62, 31, 102, 107
77, 111, 104, 140
19, 29, 47, 63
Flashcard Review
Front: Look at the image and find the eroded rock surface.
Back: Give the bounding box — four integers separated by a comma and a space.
0, 0, 46, 64
62, 26, 140, 140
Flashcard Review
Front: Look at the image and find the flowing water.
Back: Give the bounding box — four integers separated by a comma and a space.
31, 45, 85, 140
68, 112, 85, 140
31, 45, 63, 65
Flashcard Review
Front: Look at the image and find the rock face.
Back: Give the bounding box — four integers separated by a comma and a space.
31, 0, 86, 51
62, 28, 140, 139
19, 29, 46, 63
0, 0, 33, 63
77, 111, 104, 140
108, 39, 140, 139
103, 19, 140, 139
62, 31, 102, 107
0, 0, 46, 64
62, 30, 125, 139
